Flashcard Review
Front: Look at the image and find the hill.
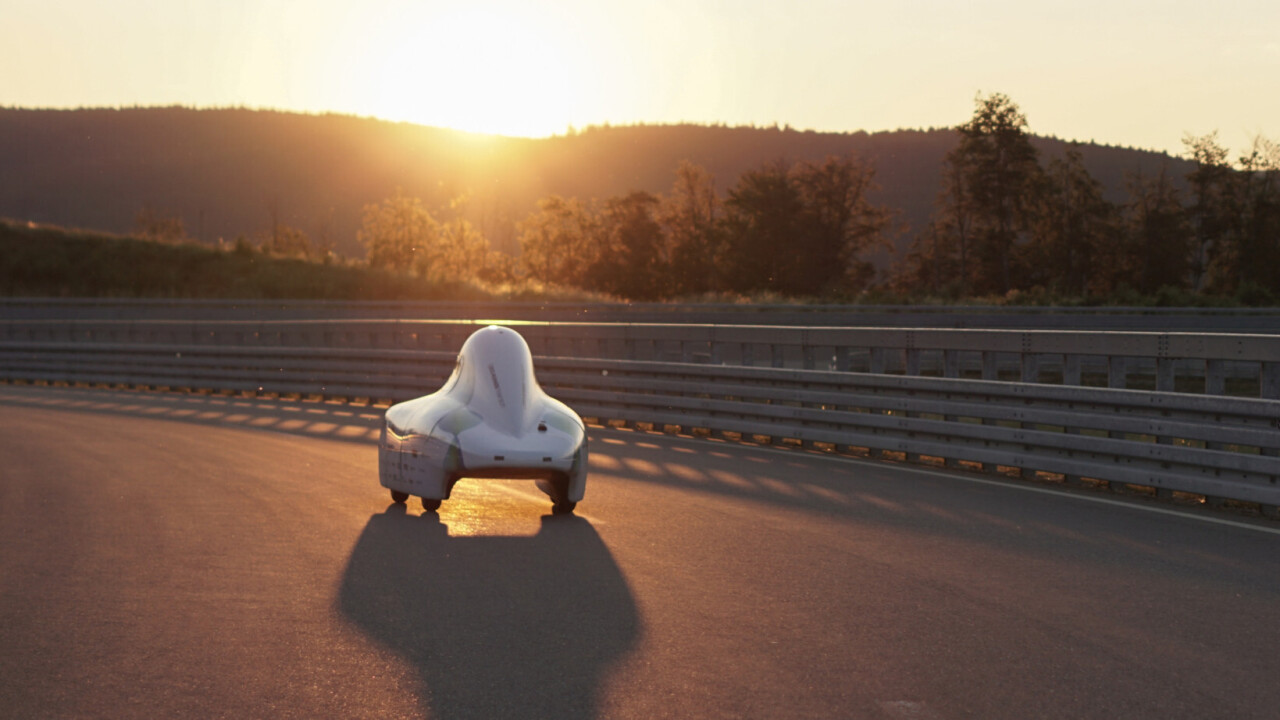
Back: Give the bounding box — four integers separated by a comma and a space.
0, 107, 1190, 260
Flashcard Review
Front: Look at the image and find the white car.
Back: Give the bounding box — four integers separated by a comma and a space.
378, 325, 588, 514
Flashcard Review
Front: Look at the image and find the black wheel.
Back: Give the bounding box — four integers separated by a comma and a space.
421, 497, 442, 512
538, 473, 576, 514
390, 490, 409, 503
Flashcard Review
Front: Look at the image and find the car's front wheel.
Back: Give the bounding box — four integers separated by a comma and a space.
390, 490, 409, 503
421, 497, 442, 512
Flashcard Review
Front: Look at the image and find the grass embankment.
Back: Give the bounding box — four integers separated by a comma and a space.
0, 219, 597, 302
3, 218, 1273, 308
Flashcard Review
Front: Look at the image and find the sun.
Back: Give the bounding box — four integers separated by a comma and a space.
352, 4, 586, 137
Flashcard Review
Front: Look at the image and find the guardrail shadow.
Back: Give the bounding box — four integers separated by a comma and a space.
588, 432, 1280, 586
0, 383, 383, 444
337, 506, 638, 719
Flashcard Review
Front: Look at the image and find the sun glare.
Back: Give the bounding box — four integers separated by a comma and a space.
356, 4, 583, 137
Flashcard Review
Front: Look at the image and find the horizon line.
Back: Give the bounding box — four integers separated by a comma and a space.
0, 102, 1183, 157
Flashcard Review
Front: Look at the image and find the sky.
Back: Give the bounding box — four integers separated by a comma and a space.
2, 0, 1277, 157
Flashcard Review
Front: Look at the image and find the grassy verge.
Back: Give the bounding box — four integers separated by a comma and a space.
0, 219, 601, 302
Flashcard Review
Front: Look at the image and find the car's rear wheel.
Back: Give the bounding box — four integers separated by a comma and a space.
421, 497, 442, 512
390, 490, 409, 503
537, 474, 576, 514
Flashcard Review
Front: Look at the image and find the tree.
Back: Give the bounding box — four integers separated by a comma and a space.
516, 196, 598, 287
1186, 133, 1280, 295
892, 220, 958, 297
894, 158, 975, 297
658, 161, 720, 295
1024, 147, 1116, 296
1114, 166, 1191, 294
1223, 135, 1280, 295
1183, 132, 1233, 290
719, 156, 891, 296
358, 189, 441, 275
437, 218, 492, 280
720, 161, 806, 294
589, 191, 667, 299
790, 154, 891, 294
946, 93, 1042, 294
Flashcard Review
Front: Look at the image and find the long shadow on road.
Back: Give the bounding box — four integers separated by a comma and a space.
337, 505, 638, 720
0, 383, 384, 443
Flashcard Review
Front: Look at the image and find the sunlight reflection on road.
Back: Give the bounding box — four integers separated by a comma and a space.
430, 481, 549, 538
663, 463, 707, 484
588, 454, 622, 471
620, 457, 662, 477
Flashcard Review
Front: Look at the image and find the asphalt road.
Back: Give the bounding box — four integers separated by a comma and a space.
2, 384, 1280, 719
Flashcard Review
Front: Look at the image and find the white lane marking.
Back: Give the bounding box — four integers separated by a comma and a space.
896, 463, 1280, 537
590, 429, 1280, 538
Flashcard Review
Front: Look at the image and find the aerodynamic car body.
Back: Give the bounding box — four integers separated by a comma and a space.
378, 325, 588, 513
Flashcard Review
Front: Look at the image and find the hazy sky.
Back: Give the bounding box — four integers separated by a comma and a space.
3, 0, 1277, 156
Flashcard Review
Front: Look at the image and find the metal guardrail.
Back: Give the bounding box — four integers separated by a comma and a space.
3, 340, 1278, 513
3, 318, 1280, 398
7, 297, 1280, 332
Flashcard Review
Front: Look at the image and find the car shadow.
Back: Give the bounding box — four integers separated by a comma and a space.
337, 505, 638, 719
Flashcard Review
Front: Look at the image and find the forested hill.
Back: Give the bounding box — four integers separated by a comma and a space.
0, 107, 1187, 258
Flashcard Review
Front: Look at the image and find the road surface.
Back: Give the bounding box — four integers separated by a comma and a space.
2, 384, 1279, 719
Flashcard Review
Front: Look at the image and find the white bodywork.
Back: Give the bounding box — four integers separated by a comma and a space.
378, 325, 588, 512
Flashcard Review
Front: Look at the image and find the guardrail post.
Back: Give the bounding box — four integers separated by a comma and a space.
981, 352, 998, 381
1151, 431, 1176, 498
1262, 362, 1280, 400
943, 350, 960, 379
1262, 444, 1280, 517
1206, 360, 1226, 395
1063, 354, 1082, 386
1060, 426, 1086, 486
802, 345, 815, 370
835, 347, 851, 372
741, 343, 754, 367
905, 349, 921, 376
771, 344, 784, 369
1020, 354, 1039, 383
1108, 357, 1128, 389
1156, 358, 1176, 392
869, 348, 886, 374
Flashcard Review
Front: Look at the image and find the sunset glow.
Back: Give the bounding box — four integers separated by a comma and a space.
1, 0, 1278, 153
338, 3, 587, 137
